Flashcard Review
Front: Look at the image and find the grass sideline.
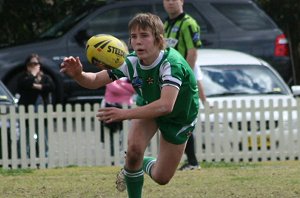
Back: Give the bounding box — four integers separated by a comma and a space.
0, 161, 299, 198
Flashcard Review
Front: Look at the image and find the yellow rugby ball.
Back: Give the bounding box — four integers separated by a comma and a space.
86, 34, 127, 69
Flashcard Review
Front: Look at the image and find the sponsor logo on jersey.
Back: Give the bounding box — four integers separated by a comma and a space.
132, 76, 143, 88
192, 33, 200, 42
164, 38, 178, 48
171, 26, 179, 33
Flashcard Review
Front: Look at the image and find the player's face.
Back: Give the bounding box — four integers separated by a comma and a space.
130, 27, 160, 66
163, 0, 184, 18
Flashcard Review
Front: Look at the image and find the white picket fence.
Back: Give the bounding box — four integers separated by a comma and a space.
1, 99, 300, 169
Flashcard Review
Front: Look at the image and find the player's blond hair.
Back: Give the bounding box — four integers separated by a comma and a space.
128, 13, 166, 50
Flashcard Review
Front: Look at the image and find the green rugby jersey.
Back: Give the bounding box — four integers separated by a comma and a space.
109, 47, 199, 125
164, 13, 201, 58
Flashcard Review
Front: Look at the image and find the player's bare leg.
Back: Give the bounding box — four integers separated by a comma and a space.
116, 119, 157, 198
147, 133, 186, 185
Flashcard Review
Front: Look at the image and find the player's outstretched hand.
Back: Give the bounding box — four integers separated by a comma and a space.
60, 56, 83, 79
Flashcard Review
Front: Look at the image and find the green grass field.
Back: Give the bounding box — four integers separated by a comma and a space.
0, 161, 299, 198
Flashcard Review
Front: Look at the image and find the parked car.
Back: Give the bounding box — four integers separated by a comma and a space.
0, 80, 19, 159
0, 0, 292, 104
197, 49, 300, 152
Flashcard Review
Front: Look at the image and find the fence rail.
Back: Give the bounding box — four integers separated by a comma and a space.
1, 99, 300, 169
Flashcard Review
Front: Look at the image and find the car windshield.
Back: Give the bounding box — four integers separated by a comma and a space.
201, 65, 289, 97
39, 8, 93, 39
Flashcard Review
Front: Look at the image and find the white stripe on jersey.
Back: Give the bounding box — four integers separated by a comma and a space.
160, 61, 182, 87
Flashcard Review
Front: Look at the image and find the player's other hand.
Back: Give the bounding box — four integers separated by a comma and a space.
96, 107, 125, 123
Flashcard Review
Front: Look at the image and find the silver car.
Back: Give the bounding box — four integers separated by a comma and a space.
196, 49, 300, 152
0, 80, 19, 159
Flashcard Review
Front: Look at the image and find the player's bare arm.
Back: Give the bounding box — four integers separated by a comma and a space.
60, 56, 112, 89
186, 48, 197, 69
97, 85, 179, 123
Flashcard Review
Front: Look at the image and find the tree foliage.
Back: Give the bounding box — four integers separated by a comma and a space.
255, 0, 300, 84
255, 0, 300, 29
0, 0, 101, 47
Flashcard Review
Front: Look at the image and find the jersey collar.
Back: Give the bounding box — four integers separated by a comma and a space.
139, 50, 164, 70
166, 12, 186, 24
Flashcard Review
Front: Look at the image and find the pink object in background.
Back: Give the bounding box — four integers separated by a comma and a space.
104, 78, 135, 105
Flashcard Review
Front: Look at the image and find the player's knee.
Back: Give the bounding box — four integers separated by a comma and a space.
152, 174, 171, 185
126, 145, 144, 166
155, 177, 171, 185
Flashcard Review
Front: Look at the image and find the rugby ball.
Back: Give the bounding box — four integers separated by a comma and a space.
86, 34, 127, 69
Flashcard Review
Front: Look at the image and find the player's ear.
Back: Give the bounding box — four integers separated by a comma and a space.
128, 38, 133, 51
159, 34, 166, 50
